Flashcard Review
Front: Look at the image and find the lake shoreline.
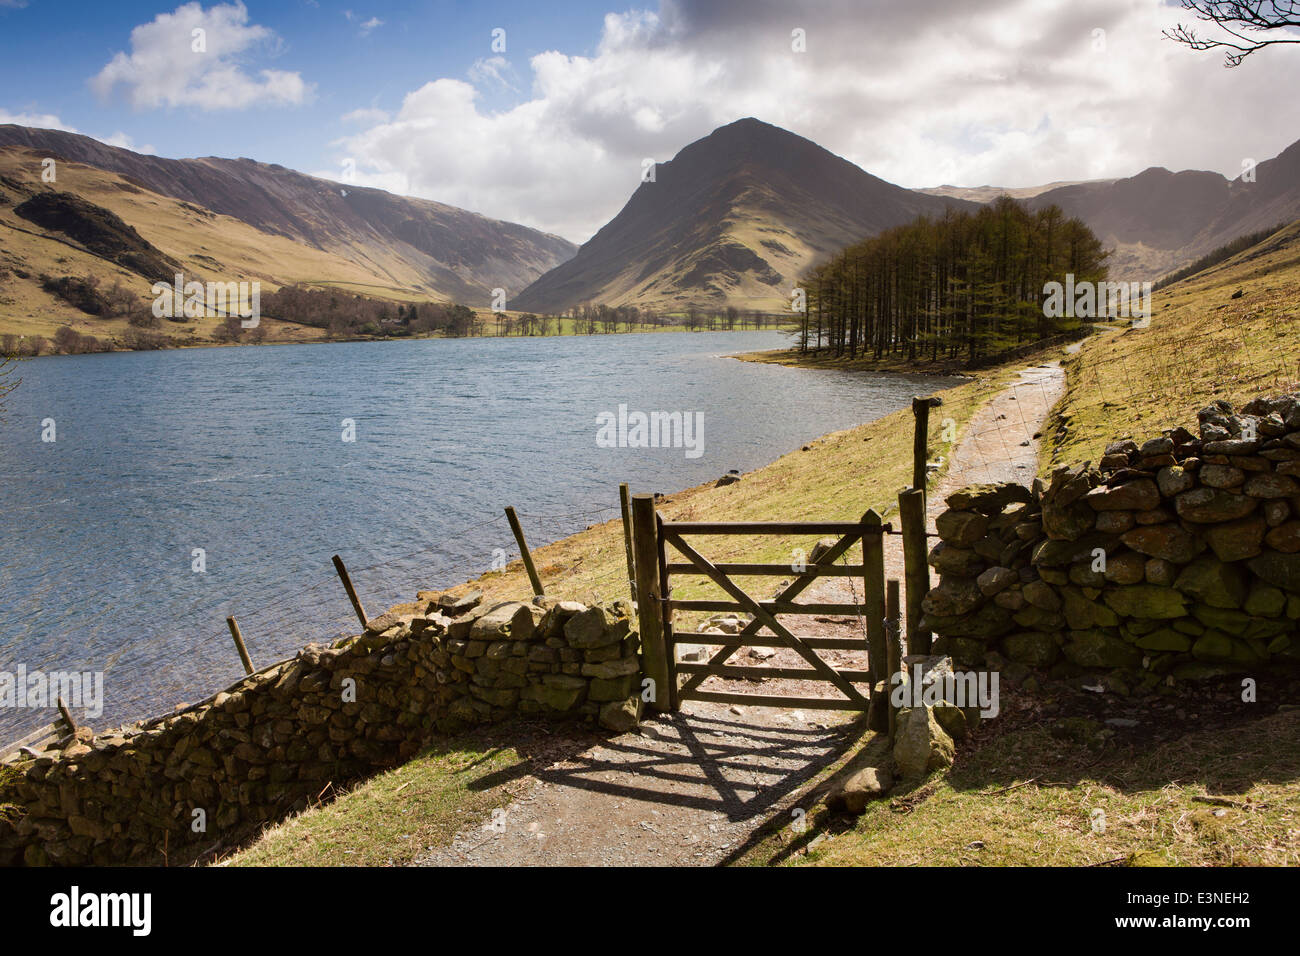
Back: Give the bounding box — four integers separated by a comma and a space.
731, 346, 976, 376
4, 331, 945, 739
4, 323, 792, 360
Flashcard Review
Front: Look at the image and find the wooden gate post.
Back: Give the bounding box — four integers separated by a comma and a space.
899, 487, 932, 655
619, 483, 637, 604
631, 494, 673, 712
885, 579, 903, 742
860, 509, 886, 684
655, 512, 676, 712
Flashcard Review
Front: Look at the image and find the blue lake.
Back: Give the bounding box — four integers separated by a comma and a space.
0, 331, 950, 737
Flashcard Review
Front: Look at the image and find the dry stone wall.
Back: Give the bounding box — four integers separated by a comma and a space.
923, 393, 1300, 687
0, 594, 643, 866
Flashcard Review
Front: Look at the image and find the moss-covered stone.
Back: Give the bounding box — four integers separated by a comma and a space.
1103, 585, 1188, 619
1131, 628, 1191, 652
1001, 631, 1060, 666
1062, 629, 1143, 669
1173, 556, 1249, 609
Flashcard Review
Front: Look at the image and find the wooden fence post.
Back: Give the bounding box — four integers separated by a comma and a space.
911, 396, 942, 492
898, 487, 932, 655
504, 506, 545, 596
619, 483, 637, 604
631, 494, 672, 713
56, 696, 77, 737
332, 554, 369, 629
226, 616, 255, 675
860, 509, 886, 684
886, 579, 902, 742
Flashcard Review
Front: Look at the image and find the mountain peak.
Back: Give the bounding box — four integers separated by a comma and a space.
513, 120, 974, 313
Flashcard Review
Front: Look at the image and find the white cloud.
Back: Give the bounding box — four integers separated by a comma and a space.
358, 17, 383, 37
467, 56, 519, 92
0, 109, 156, 153
90, 1, 313, 110
98, 131, 157, 154
341, 106, 390, 125
333, 0, 1300, 243
0, 109, 76, 131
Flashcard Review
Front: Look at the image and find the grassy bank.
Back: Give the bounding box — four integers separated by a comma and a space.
734, 347, 974, 375
1041, 222, 1300, 470
220, 728, 528, 866
1, 317, 783, 358
736, 706, 1299, 867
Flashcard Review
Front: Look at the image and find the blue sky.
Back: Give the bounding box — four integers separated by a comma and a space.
2, 0, 1299, 242
0, 0, 614, 170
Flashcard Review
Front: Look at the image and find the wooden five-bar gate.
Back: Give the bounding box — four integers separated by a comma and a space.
630, 495, 903, 714
624, 395, 942, 717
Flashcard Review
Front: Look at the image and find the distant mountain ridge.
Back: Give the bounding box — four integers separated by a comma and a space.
915, 180, 1113, 203
919, 142, 1300, 281
513, 118, 979, 313
0, 125, 576, 304
4, 119, 1299, 321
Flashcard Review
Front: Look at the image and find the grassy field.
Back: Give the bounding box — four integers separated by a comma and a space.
220, 729, 528, 866
736, 707, 1299, 867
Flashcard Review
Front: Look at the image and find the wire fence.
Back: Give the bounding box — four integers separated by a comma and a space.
0, 501, 638, 749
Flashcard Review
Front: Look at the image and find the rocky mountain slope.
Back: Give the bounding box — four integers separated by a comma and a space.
514, 118, 978, 313
0, 125, 575, 306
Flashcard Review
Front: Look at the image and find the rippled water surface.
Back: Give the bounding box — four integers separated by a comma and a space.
0, 332, 950, 736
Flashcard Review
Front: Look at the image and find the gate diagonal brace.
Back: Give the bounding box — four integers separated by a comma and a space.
665, 529, 867, 706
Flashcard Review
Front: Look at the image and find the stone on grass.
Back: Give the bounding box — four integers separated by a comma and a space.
826, 765, 894, 813
892, 706, 955, 780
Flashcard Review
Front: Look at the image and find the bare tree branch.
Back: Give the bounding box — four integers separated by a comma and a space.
1164, 1, 1300, 67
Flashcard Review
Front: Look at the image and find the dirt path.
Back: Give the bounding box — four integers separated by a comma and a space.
413, 362, 1064, 868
